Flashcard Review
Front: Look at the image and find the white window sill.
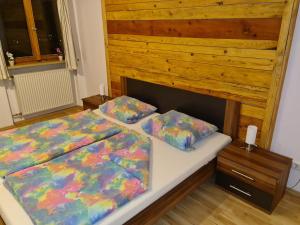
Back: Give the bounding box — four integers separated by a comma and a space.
8, 61, 65, 70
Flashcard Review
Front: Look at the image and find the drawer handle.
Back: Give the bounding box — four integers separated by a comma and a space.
229, 185, 252, 197
231, 169, 254, 181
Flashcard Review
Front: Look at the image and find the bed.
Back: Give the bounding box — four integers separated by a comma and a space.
0, 78, 240, 225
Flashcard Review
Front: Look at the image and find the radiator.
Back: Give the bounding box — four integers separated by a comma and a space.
14, 69, 74, 116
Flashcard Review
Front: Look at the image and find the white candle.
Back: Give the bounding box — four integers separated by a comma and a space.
245, 125, 258, 145
100, 84, 105, 96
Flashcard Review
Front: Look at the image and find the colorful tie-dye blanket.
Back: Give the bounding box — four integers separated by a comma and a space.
5, 129, 152, 225
0, 110, 122, 177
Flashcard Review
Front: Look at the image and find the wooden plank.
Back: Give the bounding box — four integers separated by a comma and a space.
239, 115, 263, 130
106, 0, 285, 5
111, 80, 121, 90
241, 104, 265, 120
108, 39, 277, 59
260, 0, 300, 149
106, 3, 285, 20
108, 34, 278, 49
224, 100, 241, 139
106, 0, 286, 11
107, 19, 282, 40
109, 45, 275, 70
111, 89, 121, 97
109, 51, 273, 88
238, 115, 263, 141
110, 64, 268, 107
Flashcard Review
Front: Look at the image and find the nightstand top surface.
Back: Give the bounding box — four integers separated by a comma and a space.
82, 95, 112, 104
219, 141, 292, 175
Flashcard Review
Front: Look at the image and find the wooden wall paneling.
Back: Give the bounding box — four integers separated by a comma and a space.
106, 0, 285, 6
103, 0, 300, 148
240, 104, 265, 120
260, 0, 300, 149
108, 34, 279, 49
108, 39, 277, 59
106, 0, 287, 12
109, 64, 268, 107
224, 100, 241, 139
107, 19, 282, 40
108, 45, 275, 70
108, 52, 273, 88
106, 3, 285, 20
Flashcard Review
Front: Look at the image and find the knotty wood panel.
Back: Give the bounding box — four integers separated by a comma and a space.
102, 0, 300, 149
108, 19, 282, 40
106, 3, 285, 20
106, 0, 287, 11
109, 34, 279, 49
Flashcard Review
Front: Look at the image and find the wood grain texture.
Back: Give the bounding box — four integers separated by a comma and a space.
23, 0, 41, 60
154, 182, 300, 225
107, 3, 286, 20
103, 0, 300, 148
109, 64, 268, 107
106, 0, 287, 11
108, 34, 279, 49
108, 19, 282, 40
223, 101, 241, 139
109, 45, 275, 70
217, 142, 292, 212
106, 0, 286, 6
108, 38, 277, 59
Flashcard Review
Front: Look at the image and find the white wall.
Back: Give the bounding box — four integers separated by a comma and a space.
71, 0, 108, 102
0, 81, 13, 128
272, 7, 300, 192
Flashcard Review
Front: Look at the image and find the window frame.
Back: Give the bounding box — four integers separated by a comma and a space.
5, 0, 62, 66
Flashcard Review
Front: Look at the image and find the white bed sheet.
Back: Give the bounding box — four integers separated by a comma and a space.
0, 110, 231, 225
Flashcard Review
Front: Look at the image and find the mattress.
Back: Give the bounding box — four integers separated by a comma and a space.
0, 110, 231, 225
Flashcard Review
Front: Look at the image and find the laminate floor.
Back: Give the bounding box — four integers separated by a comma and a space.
155, 181, 300, 225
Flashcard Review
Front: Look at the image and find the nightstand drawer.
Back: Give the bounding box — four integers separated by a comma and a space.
217, 156, 277, 194
216, 171, 273, 212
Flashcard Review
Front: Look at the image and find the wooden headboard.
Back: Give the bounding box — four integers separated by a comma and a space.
101, 0, 300, 149
122, 77, 240, 139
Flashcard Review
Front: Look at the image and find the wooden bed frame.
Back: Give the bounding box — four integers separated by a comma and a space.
122, 77, 240, 225
0, 79, 240, 225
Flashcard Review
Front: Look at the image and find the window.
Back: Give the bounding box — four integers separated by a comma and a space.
0, 0, 63, 66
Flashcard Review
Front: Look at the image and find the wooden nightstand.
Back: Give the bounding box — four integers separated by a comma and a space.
215, 141, 292, 213
82, 95, 112, 110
